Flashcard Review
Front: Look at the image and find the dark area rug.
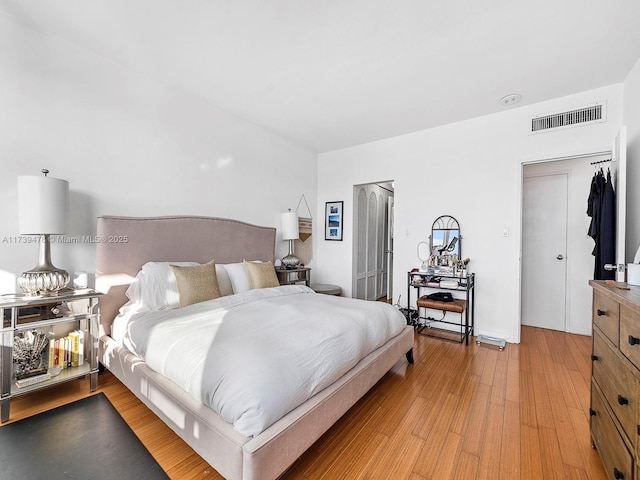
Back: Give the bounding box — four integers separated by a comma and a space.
0, 393, 169, 479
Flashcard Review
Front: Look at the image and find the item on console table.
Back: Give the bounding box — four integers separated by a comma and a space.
15, 372, 51, 388
13, 331, 49, 380
439, 280, 459, 289
410, 268, 423, 283
424, 292, 454, 302
459, 258, 470, 279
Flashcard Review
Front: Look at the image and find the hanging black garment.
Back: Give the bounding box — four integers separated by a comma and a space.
596, 170, 616, 280
587, 170, 602, 250
587, 169, 605, 275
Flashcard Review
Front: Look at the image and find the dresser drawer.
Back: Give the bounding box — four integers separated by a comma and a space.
593, 290, 620, 347
591, 383, 634, 480
592, 330, 639, 450
621, 304, 640, 372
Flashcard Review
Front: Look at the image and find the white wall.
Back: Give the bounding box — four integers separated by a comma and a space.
624, 57, 640, 261
317, 85, 624, 343
0, 14, 317, 293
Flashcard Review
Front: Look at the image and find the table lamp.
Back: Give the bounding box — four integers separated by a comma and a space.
17, 169, 70, 295
281, 209, 300, 268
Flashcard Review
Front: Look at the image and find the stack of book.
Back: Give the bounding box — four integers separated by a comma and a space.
48, 330, 85, 370
15, 372, 51, 388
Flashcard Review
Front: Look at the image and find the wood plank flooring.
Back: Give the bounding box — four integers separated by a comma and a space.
4, 326, 607, 479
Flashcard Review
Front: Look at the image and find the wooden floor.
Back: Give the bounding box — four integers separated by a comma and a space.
4, 326, 607, 479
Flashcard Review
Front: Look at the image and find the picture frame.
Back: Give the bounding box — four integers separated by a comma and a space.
325, 201, 343, 241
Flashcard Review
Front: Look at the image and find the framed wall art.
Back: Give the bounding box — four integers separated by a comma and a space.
325, 201, 343, 241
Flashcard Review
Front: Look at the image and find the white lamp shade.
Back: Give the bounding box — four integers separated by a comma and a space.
18, 175, 69, 234
281, 211, 299, 240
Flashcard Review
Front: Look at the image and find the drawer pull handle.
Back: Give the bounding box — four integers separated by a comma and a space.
614, 467, 624, 479
589, 408, 597, 416
596, 309, 606, 316
618, 395, 629, 406
629, 335, 640, 345
591, 354, 599, 361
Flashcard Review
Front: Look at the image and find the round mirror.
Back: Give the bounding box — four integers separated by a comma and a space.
417, 241, 430, 272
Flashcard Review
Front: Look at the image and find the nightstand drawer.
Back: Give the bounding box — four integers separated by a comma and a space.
593, 290, 620, 347
275, 267, 310, 287
593, 330, 639, 450
621, 304, 640, 372
591, 383, 633, 480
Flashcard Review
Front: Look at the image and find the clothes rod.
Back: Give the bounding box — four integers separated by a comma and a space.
590, 158, 613, 165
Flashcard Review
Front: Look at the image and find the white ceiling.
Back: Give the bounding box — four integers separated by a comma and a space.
3, 0, 640, 153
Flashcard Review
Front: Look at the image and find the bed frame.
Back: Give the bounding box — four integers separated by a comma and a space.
95, 215, 414, 480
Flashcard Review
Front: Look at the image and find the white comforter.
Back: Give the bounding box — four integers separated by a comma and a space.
116, 285, 406, 437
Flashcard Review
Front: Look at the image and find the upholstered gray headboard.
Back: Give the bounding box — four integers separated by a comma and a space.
95, 216, 276, 336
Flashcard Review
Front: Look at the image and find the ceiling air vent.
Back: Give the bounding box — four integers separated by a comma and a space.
531, 103, 606, 133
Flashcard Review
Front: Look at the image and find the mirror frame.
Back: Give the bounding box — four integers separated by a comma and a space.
429, 215, 461, 259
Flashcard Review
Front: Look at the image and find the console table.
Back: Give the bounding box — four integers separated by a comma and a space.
0, 289, 100, 422
407, 271, 475, 345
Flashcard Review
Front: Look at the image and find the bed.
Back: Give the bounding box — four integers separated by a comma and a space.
95, 215, 414, 480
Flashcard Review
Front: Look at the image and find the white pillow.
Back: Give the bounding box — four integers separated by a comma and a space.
125, 277, 140, 303
215, 264, 233, 297
125, 261, 236, 311
126, 261, 198, 311
223, 262, 252, 294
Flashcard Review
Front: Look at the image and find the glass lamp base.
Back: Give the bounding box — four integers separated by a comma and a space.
281, 254, 300, 269
18, 234, 70, 295
19, 269, 70, 296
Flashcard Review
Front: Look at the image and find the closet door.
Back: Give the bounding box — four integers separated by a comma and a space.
354, 184, 391, 301
521, 173, 568, 331
355, 187, 368, 299
375, 189, 390, 300
366, 189, 378, 300
385, 197, 394, 302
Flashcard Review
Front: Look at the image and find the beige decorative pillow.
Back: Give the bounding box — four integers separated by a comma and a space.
169, 261, 221, 307
244, 260, 280, 289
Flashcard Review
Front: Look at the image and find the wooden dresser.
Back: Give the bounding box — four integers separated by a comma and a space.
589, 280, 640, 480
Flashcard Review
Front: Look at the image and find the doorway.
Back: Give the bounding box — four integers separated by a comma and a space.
353, 182, 394, 301
520, 154, 609, 335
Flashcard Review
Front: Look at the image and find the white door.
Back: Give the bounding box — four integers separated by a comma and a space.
354, 186, 369, 299
354, 183, 393, 300
366, 189, 378, 300
354, 185, 380, 300
386, 197, 394, 302
521, 173, 568, 331
612, 126, 627, 281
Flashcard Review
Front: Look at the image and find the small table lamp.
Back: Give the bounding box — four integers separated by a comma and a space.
281, 209, 300, 269
17, 169, 70, 295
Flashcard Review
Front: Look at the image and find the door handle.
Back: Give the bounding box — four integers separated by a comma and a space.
604, 263, 625, 272
556, 254, 564, 260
